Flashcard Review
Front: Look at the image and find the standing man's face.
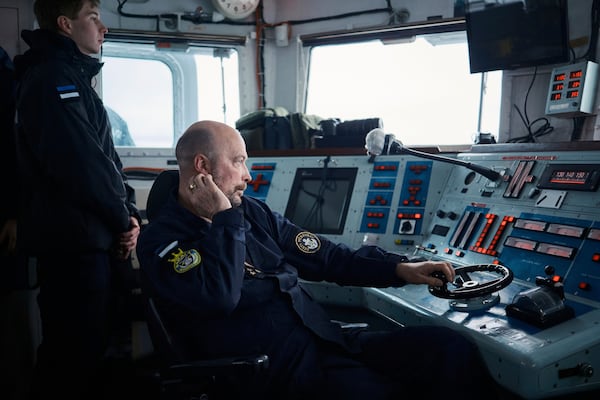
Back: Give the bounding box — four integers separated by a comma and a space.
59, 1, 108, 55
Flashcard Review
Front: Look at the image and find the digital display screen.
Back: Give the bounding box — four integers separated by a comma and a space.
570, 70, 583, 79
550, 170, 589, 184
284, 167, 358, 235
465, 0, 569, 73
538, 164, 600, 191
567, 90, 579, 98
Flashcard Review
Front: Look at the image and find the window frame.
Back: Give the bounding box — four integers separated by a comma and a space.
100, 30, 245, 149
299, 18, 501, 146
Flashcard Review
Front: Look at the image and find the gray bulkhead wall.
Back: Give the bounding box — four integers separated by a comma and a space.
269, 0, 600, 143
3, 0, 600, 143
499, 0, 599, 142
262, 0, 600, 143
0, 0, 34, 60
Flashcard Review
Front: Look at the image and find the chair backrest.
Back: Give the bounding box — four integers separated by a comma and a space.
146, 169, 179, 222
142, 169, 185, 363
144, 295, 186, 364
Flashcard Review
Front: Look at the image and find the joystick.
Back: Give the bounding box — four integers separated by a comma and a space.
505, 265, 574, 328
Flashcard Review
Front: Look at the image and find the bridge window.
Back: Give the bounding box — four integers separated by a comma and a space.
101, 41, 240, 148
102, 56, 173, 147
305, 32, 501, 146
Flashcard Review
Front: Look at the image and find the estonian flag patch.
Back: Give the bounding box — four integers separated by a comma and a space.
56, 84, 80, 101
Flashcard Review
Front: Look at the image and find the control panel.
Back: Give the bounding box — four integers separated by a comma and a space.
243, 145, 600, 399
245, 155, 452, 250
123, 143, 600, 399
545, 60, 599, 118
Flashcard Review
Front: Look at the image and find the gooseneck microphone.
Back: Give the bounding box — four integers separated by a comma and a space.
365, 128, 501, 182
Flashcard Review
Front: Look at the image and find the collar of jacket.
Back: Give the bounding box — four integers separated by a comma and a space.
15, 29, 103, 80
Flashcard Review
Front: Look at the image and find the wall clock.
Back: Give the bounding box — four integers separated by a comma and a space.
212, 0, 260, 20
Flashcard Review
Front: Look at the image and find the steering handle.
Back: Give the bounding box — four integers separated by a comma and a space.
428, 264, 513, 299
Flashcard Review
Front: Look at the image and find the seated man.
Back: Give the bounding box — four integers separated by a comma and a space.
136, 120, 500, 400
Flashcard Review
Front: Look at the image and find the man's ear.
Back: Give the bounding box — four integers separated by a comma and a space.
193, 154, 210, 174
56, 15, 72, 35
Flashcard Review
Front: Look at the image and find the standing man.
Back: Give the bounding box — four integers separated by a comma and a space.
13, 1, 141, 399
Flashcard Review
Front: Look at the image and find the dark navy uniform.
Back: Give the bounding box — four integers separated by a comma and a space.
137, 193, 497, 399
14, 29, 137, 254
13, 29, 140, 400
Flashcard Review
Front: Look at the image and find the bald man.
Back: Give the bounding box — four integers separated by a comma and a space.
137, 120, 499, 400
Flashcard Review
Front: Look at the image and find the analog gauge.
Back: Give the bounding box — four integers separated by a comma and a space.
212, 0, 260, 20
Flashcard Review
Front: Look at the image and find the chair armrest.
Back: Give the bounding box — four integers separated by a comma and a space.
331, 319, 369, 330
161, 354, 269, 380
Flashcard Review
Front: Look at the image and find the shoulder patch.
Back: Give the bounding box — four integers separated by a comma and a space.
295, 231, 321, 254
167, 247, 202, 273
56, 84, 80, 101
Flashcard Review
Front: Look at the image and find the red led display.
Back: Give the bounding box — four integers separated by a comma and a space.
570, 70, 583, 79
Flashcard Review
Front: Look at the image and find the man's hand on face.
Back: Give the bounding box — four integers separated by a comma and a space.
188, 173, 232, 219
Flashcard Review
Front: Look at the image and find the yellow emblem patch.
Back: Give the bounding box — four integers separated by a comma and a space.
295, 231, 321, 254
168, 248, 201, 273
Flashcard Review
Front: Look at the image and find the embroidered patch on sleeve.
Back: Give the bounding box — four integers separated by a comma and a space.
168, 247, 202, 273
295, 232, 321, 254
56, 84, 80, 101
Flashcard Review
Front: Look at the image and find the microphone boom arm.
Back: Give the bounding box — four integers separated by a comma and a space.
391, 143, 501, 182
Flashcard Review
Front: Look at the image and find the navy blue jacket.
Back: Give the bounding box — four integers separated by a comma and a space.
0, 46, 16, 224
13, 30, 138, 254
137, 191, 408, 394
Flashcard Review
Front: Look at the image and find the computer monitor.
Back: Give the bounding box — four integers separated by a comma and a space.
465, 0, 570, 73
284, 167, 358, 235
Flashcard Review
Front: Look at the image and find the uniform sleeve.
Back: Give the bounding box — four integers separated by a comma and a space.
113, 149, 141, 223
124, 180, 142, 224
253, 200, 407, 288
138, 207, 248, 318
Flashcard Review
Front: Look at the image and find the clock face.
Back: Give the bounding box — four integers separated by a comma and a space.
212, 0, 260, 20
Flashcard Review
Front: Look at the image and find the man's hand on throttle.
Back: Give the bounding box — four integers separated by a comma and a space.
395, 260, 455, 287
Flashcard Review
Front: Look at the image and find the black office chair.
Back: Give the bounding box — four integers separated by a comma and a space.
138, 169, 269, 400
